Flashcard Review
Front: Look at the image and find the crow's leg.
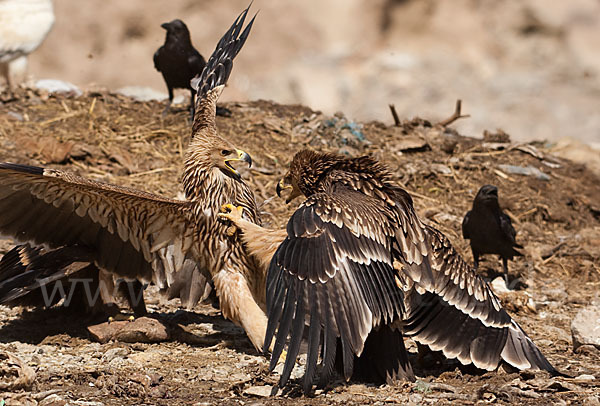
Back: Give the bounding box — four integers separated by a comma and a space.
162, 87, 174, 116
501, 257, 510, 287
473, 251, 480, 270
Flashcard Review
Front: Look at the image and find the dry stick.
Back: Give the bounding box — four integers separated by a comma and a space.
437, 99, 470, 127
389, 104, 401, 126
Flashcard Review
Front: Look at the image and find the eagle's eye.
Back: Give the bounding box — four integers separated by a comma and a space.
221, 149, 230, 156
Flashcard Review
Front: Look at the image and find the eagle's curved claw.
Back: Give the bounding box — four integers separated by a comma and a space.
219, 204, 245, 236
219, 204, 245, 223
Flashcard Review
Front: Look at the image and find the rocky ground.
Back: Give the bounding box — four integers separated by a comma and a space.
0, 89, 599, 405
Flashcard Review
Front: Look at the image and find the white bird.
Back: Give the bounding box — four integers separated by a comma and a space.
0, 0, 54, 91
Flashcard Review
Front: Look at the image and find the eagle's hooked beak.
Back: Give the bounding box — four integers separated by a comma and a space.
223, 149, 252, 179
276, 178, 300, 204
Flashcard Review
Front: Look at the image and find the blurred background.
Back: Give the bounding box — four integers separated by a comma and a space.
25, 0, 600, 147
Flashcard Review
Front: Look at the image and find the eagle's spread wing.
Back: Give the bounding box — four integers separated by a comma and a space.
397, 219, 553, 372
0, 163, 211, 307
264, 186, 412, 391
0, 244, 89, 301
191, 5, 256, 101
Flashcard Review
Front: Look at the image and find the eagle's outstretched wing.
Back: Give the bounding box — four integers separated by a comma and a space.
0, 163, 211, 307
400, 226, 551, 372
191, 4, 256, 102
264, 186, 413, 392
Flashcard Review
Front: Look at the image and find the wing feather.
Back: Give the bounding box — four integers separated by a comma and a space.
265, 189, 412, 391
0, 163, 208, 305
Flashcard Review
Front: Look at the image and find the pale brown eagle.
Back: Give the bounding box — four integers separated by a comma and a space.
0, 5, 269, 350
219, 149, 557, 392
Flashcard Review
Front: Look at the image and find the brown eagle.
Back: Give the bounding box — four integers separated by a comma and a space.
219, 149, 557, 392
0, 6, 268, 350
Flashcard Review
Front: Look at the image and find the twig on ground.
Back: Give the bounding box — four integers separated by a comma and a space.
437, 99, 470, 127
389, 104, 401, 126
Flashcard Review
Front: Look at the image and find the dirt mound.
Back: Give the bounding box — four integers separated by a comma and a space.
0, 89, 599, 404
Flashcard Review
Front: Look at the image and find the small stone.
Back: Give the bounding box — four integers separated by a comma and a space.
491, 277, 510, 294
88, 316, 170, 344
574, 374, 596, 381
116, 86, 168, 102
6, 111, 24, 121
497, 164, 550, 181
34, 79, 82, 97
431, 163, 452, 175
101, 347, 129, 363
243, 385, 276, 397
39, 394, 66, 406
395, 134, 429, 151
571, 305, 600, 350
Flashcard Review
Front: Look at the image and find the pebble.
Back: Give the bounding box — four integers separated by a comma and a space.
101, 347, 129, 363
497, 164, 551, 181
571, 304, 600, 350
116, 86, 182, 103
243, 385, 276, 397
34, 79, 82, 96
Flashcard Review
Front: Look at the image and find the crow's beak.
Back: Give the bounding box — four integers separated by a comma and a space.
161, 22, 170, 30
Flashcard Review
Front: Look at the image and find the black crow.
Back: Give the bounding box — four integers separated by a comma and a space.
154, 19, 230, 120
462, 184, 523, 285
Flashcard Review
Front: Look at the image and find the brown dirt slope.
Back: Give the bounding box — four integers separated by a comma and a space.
0, 89, 599, 405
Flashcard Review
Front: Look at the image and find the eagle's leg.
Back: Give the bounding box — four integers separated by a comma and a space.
0, 62, 15, 100
212, 269, 268, 352
122, 280, 147, 318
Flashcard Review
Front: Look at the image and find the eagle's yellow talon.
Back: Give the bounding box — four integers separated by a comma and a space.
278, 349, 288, 364
108, 316, 114, 324
220, 203, 237, 213
219, 204, 245, 222
128, 315, 135, 322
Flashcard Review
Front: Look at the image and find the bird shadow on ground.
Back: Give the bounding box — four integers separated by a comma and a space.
0, 305, 103, 344
0, 305, 256, 355
275, 350, 494, 399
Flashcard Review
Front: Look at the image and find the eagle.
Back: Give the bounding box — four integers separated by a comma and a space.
462, 184, 524, 285
0, 0, 54, 92
219, 149, 557, 392
0, 5, 269, 350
